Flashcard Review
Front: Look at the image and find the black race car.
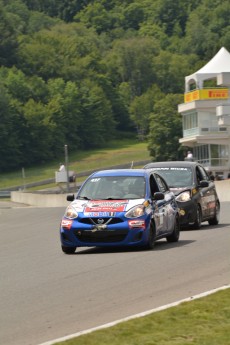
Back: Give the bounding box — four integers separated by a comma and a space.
144, 161, 220, 229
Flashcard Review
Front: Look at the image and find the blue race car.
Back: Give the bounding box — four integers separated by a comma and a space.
60, 169, 180, 254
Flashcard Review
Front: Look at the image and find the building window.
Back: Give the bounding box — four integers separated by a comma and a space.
194, 144, 229, 167
183, 112, 198, 130
211, 144, 229, 166
194, 145, 209, 165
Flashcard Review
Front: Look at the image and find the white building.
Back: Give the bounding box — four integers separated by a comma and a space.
178, 47, 230, 179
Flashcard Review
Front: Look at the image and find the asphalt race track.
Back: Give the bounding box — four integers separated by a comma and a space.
0, 202, 230, 345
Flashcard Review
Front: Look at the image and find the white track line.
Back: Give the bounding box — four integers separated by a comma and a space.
39, 284, 230, 345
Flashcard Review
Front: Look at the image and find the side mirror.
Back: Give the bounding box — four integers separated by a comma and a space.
67, 194, 74, 201
153, 192, 164, 200
199, 180, 209, 188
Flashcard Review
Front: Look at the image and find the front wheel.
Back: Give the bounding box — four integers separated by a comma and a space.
61, 245, 77, 254
167, 216, 180, 242
145, 224, 156, 250
192, 205, 202, 230
208, 201, 220, 225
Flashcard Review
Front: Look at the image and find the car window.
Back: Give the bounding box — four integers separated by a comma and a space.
197, 165, 209, 181
196, 166, 205, 184
149, 175, 159, 196
78, 176, 146, 199
155, 174, 168, 193
149, 167, 193, 188
126, 177, 146, 198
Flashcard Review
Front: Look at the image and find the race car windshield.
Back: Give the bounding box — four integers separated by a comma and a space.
78, 176, 146, 200
150, 167, 193, 188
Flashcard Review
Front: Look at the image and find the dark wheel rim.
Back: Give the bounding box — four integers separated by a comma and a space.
209, 202, 220, 225
215, 202, 220, 222
167, 217, 180, 242
174, 218, 180, 240
147, 226, 155, 249
197, 207, 201, 225
193, 206, 202, 229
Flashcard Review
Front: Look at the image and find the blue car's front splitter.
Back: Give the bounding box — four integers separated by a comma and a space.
60, 225, 150, 248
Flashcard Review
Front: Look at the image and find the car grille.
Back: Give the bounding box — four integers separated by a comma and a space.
74, 229, 128, 243
80, 217, 123, 225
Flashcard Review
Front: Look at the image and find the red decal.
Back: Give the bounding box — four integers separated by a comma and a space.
85, 200, 128, 212
61, 219, 73, 230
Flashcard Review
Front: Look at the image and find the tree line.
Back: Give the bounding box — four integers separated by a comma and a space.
0, 0, 229, 171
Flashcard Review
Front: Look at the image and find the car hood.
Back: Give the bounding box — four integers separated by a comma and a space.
68, 198, 145, 214
169, 186, 193, 196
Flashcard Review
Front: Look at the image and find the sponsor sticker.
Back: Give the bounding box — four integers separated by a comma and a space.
84, 200, 128, 212
61, 219, 73, 230
153, 167, 189, 171
84, 212, 116, 217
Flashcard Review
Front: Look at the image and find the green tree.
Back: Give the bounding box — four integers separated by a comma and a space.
129, 85, 164, 140
27, 11, 60, 33
95, 74, 131, 133
78, 79, 116, 148
2, 66, 48, 103
123, 2, 145, 30
21, 0, 90, 21
22, 99, 58, 163
17, 22, 102, 80
181, 0, 230, 58
75, 2, 109, 33
0, 84, 25, 171
58, 80, 83, 148
109, 37, 160, 98
0, 3, 18, 66
148, 94, 183, 161
152, 51, 198, 94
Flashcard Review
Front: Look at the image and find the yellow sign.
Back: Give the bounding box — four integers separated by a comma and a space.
184, 88, 228, 103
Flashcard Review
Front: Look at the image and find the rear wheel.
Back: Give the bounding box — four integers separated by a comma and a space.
145, 224, 156, 250
61, 245, 77, 254
167, 216, 180, 242
208, 201, 220, 225
192, 205, 202, 229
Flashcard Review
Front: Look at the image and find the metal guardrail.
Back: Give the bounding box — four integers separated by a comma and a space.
0, 191, 11, 198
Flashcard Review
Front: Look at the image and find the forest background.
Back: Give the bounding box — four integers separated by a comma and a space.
1, 0, 230, 172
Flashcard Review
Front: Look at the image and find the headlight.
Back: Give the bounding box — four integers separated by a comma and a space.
176, 191, 191, 202
125, 205, 145, 218
64, 205, 78, 219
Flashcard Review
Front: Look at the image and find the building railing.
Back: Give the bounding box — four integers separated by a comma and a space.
183, 126, 228, 138
196, 158, 229, 167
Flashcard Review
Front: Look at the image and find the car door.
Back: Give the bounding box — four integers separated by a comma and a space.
152, 173, 171, 234
197, 165, 216, 217
196, 165, 213, 218
149, 174, 165, 235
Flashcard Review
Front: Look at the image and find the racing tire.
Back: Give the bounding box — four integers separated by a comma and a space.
192, 205, 202, 230
61, 245, 77, 254
145, 223, 156, 250
208, 201, 220, 226
166, 216, 180, 243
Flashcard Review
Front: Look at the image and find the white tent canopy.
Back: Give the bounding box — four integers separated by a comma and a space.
185, 47, 230, 91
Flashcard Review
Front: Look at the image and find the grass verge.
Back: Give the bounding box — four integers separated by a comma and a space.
54, 288, 230, 345
0, 139, 150, 189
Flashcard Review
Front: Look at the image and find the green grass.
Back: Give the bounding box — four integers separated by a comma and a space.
0, 139, 150, 189
55, 288, 230, 345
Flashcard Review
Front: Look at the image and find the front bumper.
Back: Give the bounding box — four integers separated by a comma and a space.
177, 201, 197, 225
60, 226, 149, 247
60, 214, 151, 248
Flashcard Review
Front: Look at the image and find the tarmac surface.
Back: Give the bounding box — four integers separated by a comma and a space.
0, 200, 29, 208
